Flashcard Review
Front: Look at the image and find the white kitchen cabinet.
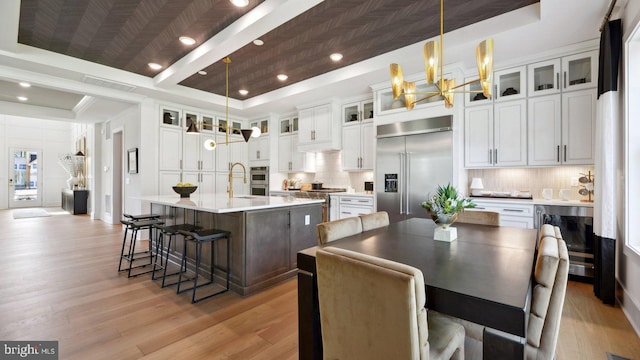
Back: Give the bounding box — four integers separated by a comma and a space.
249, 119, 269, 135
528, 89, 596, 166
182, 133, 216, 193
494, 66, 526, 102
464, 75, 493, 106
464, 100, 527, 167
216, 136, 247, 172
248, 136, 270, 161
278, 134, 315, 172
470, 200, 534, 229
527, 50, 598, 97
562, 89, 596, 164
493, 100, 527, 166
161, 106, 181, 127
342, 122, 374, 171
298, 102, 341, 151
342, 99, 373, 124
216, 172, 248, 196
159, 126, 183, 171
159, 171, 182, 196
338, 195, 374, 219
374, 76, 448, 116
279, 115, 298, 135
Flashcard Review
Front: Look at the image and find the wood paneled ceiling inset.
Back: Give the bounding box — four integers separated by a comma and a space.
18, 0, 538, 99
18, 0, 264, 77
180, 0, 538, 99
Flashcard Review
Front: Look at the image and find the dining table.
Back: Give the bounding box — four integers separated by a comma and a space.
296, 217, 538, 360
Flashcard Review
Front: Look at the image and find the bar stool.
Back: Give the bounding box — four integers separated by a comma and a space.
152, 223, 200, 288
118, 218, 164, 277
177, 228, 231, 303
123, 213, 161, 241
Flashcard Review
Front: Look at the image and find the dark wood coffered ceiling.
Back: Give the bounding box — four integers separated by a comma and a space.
18, 0, 538, 100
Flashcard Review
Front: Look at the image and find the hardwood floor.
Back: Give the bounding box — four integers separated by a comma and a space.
1, 209, 638, 359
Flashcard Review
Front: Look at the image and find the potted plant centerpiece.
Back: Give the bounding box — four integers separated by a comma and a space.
421, 184, 476, 241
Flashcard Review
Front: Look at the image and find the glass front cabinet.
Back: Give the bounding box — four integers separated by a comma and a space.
527, 50, 598, 96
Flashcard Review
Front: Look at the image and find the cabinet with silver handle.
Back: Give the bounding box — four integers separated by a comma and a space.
468, 199, 534, 229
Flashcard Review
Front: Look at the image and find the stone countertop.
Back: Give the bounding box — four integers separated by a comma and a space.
139, 193, 324, 213
471, 197, 594, 207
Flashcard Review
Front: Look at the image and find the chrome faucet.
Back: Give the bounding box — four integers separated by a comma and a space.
228, 162, 247, 198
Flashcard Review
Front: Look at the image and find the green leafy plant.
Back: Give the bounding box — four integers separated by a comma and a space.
421, 183, 476, 216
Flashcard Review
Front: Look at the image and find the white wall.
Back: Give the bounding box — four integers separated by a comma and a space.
619, 0, 640, 336
0, 114, 73, 209
97, 104, 143, 223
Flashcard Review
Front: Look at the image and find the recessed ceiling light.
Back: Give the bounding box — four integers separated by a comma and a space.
148, 63, 163, 70
19, 82, 31, 88
179, 36, 196, 46
253, 39, 264, 46
239, 89, 249, 95
198, 70, 207, 75
330, 53, 343, 62
17, 96, 28, 101
230, 0, 249, 7
277, 74, 288, 81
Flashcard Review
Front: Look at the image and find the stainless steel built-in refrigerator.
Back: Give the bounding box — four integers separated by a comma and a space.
376, 116, 453, 224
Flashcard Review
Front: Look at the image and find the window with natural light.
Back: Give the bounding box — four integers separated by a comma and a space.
626, 21, 640, 255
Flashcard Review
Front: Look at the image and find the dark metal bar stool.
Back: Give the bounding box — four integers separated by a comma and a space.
152, 223, 200, 288
177, 228, 231, 303
118, 218, 164, 277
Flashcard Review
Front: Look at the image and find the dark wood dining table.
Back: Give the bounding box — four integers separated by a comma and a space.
297, 217, 538, 360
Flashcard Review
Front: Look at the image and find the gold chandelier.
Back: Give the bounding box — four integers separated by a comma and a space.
390, 0, 494, 110
185, 57, 260, 150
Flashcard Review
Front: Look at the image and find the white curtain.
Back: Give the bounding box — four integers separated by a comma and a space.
594, 91, 618, 239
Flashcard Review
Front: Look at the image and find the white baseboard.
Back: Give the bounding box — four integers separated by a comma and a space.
618, 280, 640, 337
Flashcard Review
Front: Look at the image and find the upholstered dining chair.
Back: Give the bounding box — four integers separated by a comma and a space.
525, 224, 569, 359
359, 211, 390, 231
316, 246, 465, 360
431, 224, 569, 360
455, 210, 500, 226
316, 216, 363, 245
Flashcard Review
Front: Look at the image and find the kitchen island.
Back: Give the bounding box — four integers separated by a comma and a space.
139, 194, 324, 295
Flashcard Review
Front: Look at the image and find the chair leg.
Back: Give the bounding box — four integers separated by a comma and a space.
151, 230, 163, 280
117, 223, 131, 272
127, 228, 139, 278
177, 238, 188, 294
192, 241, 203, 303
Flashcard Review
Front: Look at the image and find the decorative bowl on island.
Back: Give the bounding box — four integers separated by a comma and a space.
172, 183, 197, 198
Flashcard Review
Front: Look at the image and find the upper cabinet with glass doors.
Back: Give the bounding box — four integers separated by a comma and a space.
375, 76, 449, 116
527, 50, 598, 96
494, 66, 526, 101
342, 99, 374, 124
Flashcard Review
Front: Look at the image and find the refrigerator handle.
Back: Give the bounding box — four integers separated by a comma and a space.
399, 152, 405, 214
406, 152, 411, 215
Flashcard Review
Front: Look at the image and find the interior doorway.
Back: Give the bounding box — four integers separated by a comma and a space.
112, 130, 123, 224
9, 148, 42, 208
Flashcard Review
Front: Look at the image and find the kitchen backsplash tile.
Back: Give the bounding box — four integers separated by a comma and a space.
466, 166, 595, 201
288, 150, 373, 192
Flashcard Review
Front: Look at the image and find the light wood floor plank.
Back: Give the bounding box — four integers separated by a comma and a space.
0, 209, 638, 359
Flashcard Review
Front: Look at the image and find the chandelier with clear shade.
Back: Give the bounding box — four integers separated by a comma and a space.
185, 57, 261, 149
389, 0, 494, 110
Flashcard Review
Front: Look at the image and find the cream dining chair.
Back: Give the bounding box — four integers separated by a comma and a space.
316, 216, 363, 245
431, 224, 569, 359
455, 210, 500, 226
359, 211, 390, 231
316, 246, 465, 360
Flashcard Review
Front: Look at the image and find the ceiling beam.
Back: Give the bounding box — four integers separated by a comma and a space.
153, 0, 324, 88
0, 0, 20, 53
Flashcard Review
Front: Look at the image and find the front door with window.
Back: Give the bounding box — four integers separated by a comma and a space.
9, 148, 42, 208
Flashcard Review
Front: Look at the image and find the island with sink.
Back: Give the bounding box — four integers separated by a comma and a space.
139, 193, 324, 295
